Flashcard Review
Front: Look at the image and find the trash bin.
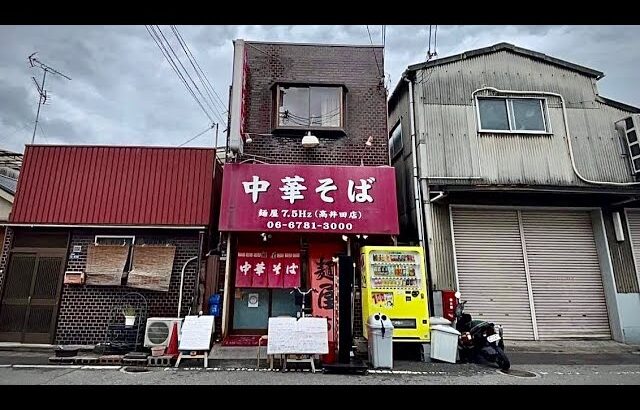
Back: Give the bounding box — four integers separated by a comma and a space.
430, 324, 461, 364
367, 313, 394, 369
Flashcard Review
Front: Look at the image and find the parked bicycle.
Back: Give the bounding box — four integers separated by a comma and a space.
289, 287, 318, 319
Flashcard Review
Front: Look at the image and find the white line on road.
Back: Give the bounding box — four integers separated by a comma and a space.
12, 365, 81, 369
81, 365, 121, 370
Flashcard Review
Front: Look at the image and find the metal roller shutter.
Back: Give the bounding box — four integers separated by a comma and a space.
451, 208, 535, 340
521, 211, 610, 339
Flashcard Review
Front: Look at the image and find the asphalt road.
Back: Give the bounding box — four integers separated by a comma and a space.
1, 362, 639, 385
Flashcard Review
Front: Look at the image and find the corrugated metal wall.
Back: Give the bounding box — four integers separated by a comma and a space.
11, 146, 217, 226
604, 209, 639, 293
428, 203, 456, 290
389, 83, 418, 243
413, 50, 636, 186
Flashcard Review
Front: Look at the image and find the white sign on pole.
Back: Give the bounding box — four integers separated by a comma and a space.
267, 317, 329, 355
177, 315, 215, 351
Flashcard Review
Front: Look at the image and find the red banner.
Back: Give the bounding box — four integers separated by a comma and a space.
219, 164, 399, 235
235, 247, 300, 288
309, 242, 344, 343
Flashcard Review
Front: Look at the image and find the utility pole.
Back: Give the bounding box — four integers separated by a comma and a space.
28, 53, 71, 144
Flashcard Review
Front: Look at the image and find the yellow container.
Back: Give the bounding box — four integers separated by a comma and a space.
360, 246, 431, 342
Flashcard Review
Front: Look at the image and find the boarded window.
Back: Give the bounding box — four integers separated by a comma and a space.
127, 245, 177, 292
85, 244, 129, 286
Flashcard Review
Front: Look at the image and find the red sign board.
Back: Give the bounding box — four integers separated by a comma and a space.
235, 247, 301, 289
219, 164, 399, 235
309, 242, 343, 343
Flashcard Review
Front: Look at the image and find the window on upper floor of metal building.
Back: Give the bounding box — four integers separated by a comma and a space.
277, 85, 343, 128
389, 122, 403, 160
477, 97, 551, 134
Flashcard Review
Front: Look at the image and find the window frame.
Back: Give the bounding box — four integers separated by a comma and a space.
94, 235, 136, 246
475, 96, 552, 135
273, 83, 346, 133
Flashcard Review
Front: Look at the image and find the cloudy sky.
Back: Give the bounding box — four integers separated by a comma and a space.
1, 25, 639, 154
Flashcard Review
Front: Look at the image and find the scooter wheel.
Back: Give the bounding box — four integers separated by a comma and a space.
495, 346, 510, 371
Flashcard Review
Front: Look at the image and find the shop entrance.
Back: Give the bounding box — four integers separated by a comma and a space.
231, 288, 297, 333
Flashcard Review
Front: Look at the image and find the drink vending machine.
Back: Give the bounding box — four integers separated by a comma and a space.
360, 246, 431, 342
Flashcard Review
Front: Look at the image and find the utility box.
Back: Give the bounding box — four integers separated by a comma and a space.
367, 313, 394, 369
430, 324, 460, 364
441, 290, 458, 323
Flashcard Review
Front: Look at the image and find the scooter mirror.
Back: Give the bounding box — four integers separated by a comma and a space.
454, 291, 461, 299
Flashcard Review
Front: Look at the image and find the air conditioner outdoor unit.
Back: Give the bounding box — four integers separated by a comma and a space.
616, 114, 640, 174
144, 317, 183, 348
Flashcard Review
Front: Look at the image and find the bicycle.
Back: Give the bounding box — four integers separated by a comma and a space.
289, 287, 318, 319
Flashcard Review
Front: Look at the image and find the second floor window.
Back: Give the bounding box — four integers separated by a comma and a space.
277, 85, 343, 128
477, 97, 550, 133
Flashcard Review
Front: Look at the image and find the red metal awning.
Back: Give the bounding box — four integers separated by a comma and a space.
10, 145, 219, 227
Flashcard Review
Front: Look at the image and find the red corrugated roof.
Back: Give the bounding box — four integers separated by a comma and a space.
10, 145, 218, 227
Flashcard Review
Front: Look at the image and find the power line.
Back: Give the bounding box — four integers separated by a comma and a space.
177, 124, 215, 147
366, 25, 383, 78
171, 25, 228, 116
154, 26, 224, 125
145, 25, 217, 124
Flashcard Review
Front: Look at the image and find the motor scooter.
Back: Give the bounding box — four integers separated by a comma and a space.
453, 292, 510, 371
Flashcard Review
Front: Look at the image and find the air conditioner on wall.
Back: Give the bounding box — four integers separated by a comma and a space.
144, 317, 183, 348
616, 114, 640, 175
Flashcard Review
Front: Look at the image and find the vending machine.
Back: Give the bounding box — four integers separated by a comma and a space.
360, 246, 431, 342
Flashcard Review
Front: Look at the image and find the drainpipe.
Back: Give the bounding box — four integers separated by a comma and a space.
404, 74, 426, 249
177, 256, 198, 318
471, 86, 640, 187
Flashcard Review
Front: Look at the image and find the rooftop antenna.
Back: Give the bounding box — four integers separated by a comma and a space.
28, 52, 71, 144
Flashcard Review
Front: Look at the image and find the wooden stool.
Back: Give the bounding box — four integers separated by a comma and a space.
257, 335, 272, 368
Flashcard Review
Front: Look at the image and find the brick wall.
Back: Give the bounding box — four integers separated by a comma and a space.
224, 42, 389, 339
55, 229, 201, 345
0, 227, 13, 293
241, 42, 388, 167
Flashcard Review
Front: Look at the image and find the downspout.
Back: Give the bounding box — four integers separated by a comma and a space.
221, 233, 232, 338
472, 86, 640, 187
177, 256, 198, 318
404, 74, 426, 249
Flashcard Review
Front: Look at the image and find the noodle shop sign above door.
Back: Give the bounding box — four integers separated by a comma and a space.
219, 164, 399, 235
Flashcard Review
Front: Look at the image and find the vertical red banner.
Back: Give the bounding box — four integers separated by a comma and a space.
267, 252, 284, 288
309, 242, 344, 343
282, 253, 301, 289
251, 256, 269, 288
235, 251, 256, 288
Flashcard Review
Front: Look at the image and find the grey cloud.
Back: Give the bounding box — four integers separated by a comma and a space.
1, 25, 639, 155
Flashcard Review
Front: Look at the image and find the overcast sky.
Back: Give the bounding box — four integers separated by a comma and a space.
1, 25, 639, 154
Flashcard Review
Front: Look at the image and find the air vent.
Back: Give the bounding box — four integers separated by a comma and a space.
616, 114, 640, 175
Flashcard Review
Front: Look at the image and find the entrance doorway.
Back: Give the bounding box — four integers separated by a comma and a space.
0, 231, 68, 344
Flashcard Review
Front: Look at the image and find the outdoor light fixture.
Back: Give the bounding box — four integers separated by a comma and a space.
301, 131, 320, 148
245, 133, 253, 143
365, 136, 373, 146
341, 235, 348, 242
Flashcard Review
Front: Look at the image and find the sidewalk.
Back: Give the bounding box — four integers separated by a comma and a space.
0, 340, 638, 368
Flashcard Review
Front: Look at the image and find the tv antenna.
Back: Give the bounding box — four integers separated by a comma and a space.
28, 52, 71, 144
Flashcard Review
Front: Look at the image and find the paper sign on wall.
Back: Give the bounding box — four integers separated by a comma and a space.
248, 293, 259, 308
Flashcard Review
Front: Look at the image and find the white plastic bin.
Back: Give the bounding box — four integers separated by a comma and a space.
430, 324, 460, 364
367, 313, 394, 369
